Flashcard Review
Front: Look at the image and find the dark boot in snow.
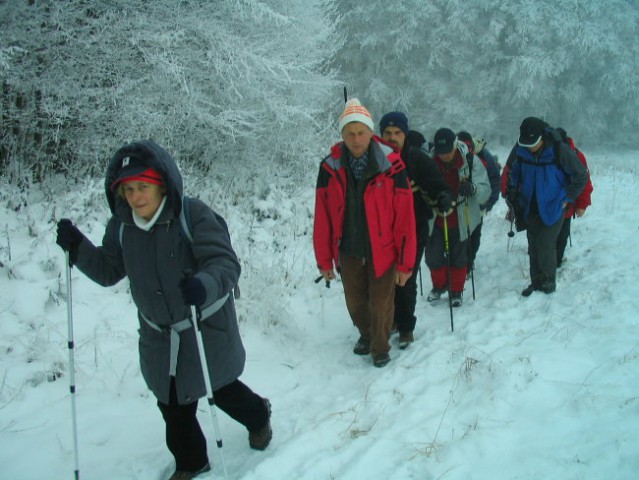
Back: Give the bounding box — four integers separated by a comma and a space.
398, 332, 414, 350
168, 463, 211, 480
427, 287, 446, 302
249, 398, 272, 450
353, 336, 371, 355
540, 279, 556, 294
450, 292, 463, 307
373, 353, 391, 368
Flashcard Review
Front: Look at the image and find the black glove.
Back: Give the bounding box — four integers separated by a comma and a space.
436, 191, 453, 212
458, 180, 476, 198
179, 276, 207, 306
56, 219, 85, 253
506, 187, 519, 206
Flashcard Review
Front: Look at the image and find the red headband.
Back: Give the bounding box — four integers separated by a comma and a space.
112, 168, 164, 190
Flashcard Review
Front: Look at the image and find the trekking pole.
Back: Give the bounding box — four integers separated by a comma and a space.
64, 252, 81, 480
418, 265, 423, 296
442, 213, 454, 332
507, 207, 515, 238
464, 201, 476, 300
184, 271, 229, 480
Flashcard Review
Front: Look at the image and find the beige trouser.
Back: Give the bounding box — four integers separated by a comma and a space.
340, 254, 396, 356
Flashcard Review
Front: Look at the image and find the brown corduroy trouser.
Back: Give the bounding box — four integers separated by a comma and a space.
339, 254, 396, 357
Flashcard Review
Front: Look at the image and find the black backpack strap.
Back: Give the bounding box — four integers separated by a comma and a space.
544, 127, 565, 171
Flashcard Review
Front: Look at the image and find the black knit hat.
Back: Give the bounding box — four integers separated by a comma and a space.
406, 130, 426, 149
379, 111, 409, 136
457, 131, 473, 144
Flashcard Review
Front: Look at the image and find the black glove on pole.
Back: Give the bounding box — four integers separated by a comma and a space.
56, 219, 85, 264
458, 181, 476, 198
506, 187, 518, 207
179, 275, 207, 306
437, 191, 453, 213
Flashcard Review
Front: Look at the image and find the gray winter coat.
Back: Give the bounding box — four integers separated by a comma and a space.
74, 140, 245, 405
428, 141, 491, 242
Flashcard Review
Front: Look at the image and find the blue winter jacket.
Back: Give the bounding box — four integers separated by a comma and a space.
510, 142, 587, 226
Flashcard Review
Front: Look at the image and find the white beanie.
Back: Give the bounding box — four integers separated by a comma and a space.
338, 98, 374, 133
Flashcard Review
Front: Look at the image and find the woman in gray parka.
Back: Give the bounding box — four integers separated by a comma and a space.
56, 140, 272, 480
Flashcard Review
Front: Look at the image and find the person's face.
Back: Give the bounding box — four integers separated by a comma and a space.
382, 126, 405, 151
342, 122, 373, 158
123, 181, 165, 220
527, 138, 544, 153
439, 146, 457, 163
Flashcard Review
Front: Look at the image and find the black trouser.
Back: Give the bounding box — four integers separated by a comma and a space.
425, 226, 467, 270
556, 216, 571, 265
526, 213, 564, 286
468, 221, 483, 270
394, 236, 426, 334
157, 378, 268, 471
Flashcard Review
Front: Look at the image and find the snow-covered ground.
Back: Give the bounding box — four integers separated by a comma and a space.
1, 148, 638, 479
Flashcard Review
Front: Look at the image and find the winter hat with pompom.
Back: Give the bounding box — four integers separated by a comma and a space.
338, 98, 374, 133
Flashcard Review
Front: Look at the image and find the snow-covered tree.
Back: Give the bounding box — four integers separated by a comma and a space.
0, 0, 341, 183
333, 0, 639, 148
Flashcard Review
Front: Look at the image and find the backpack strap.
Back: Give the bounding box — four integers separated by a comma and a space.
179, 195, 194, 244
466, 151, 474, 184
118, 221, 125, 249
544, 127, 565, 172
180, 196, 240, 299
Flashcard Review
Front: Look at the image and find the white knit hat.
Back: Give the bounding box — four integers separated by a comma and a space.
338, 98, 374, 132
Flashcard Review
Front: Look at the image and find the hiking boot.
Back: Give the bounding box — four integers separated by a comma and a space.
521, 284, 537, 297
373, 353, 391, 368
249, 398, 272, 450
450, 292, 463, 307
427, 287, 446, 302
353, 336, 371, 355
398, 332, 414, 350
168, 463, 211, 480
539, 281, 556, 294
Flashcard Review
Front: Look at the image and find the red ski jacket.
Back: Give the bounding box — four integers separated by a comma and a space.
313, 137, 416, 278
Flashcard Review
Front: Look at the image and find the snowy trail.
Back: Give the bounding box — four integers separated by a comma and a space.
1, 151, 638, 479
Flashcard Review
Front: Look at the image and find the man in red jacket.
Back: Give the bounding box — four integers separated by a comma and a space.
313, 98, 416, 368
